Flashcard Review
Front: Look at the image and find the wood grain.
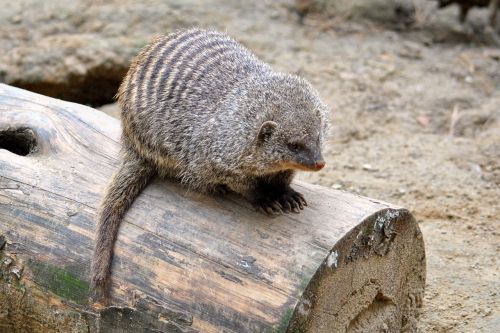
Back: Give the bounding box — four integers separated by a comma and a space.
0, 84, 425, 333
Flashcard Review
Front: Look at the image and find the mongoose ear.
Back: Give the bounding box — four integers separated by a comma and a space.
257, 121, 278, 143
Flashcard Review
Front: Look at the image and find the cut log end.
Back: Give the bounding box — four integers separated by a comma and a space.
288, 208, 425, 333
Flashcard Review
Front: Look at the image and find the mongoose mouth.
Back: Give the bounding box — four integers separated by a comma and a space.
282, 161, 326, 172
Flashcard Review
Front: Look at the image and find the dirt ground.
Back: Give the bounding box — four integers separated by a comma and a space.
2, 0, 499, 332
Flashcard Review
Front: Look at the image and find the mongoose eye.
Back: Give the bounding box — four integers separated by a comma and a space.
288, 142, 302, 152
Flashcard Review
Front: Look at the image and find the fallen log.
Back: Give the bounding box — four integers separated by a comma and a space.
0, 83, 426, 333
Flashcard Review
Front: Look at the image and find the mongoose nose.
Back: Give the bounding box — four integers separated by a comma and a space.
314, 161, 325, 170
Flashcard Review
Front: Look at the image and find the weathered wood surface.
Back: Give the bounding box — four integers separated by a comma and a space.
0, 84, 426, 333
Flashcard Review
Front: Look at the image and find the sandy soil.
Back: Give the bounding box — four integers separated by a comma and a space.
2, 0, 499, 332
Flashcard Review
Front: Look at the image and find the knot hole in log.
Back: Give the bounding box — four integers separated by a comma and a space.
0, 128, 38, 156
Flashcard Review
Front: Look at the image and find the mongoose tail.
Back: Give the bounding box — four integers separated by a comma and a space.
91, 150, 156, 304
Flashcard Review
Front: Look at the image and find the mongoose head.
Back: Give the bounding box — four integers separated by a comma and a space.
245, 74, 328, 174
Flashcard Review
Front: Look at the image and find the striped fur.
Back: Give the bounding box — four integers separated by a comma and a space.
92, 28, 328, 303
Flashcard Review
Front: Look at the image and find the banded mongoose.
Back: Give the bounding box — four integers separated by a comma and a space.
91, 28, 328, 303
435, 0, 498, 27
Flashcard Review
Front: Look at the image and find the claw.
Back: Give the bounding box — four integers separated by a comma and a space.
264, 206, 274, 215
271, 202, 283, 214
280, 199, 292, 213
294, 197, 304, 210
253, 189, 307, 216
256, 206, 266, 215
297, 193, 307, 206
293, 199, 301, 210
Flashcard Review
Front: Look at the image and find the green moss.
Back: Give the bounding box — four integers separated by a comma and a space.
28, 259, 89, 305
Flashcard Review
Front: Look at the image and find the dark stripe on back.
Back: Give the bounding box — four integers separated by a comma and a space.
134, 36, 173, 111
146, 30, 212, 109
166, 38, 233, 101
179, 48, 259, 106
152, 32, 223, 107
135, 30, 201, 113
169, 43, 238, 106
121, 40, 157, 109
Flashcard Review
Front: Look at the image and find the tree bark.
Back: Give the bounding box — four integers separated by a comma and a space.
0, 84, 425, 333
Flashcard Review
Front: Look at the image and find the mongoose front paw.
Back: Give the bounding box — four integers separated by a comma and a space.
252, 188, 307, 216
255, 198, 286, 216
278, 188, 307, 214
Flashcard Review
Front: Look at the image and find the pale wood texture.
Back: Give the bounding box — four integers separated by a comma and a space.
0, 84, 426, 333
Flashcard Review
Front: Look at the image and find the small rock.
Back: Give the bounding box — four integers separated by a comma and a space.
269, 11, 280, 19
339, 72, 357, 80
470, 164, 483, 178
417, 116, 430, 127
331, 183, 343, 190
362, 164, 378, 172
398, 41, 422, 60
11, 15, 22, 24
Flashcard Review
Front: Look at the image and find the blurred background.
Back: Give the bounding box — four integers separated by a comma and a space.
1, 0, 499, 331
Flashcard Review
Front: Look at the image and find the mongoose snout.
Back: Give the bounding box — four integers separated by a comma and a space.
314, 162, 326, 170
281, 146, 325, 171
